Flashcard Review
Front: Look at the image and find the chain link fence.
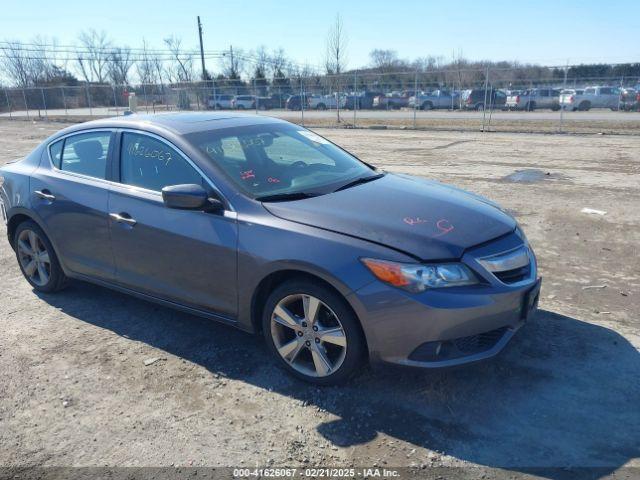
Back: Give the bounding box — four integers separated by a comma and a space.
2, 66, 640, 134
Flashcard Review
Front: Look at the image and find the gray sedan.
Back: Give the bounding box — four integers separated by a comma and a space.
0, 113, 540, 384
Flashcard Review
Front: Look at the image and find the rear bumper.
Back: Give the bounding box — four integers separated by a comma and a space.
348, 273, 541, 369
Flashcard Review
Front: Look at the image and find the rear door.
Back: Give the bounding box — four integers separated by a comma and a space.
540, 89, 552, 108
30, 130, 116, 280
108, 130, 238, 317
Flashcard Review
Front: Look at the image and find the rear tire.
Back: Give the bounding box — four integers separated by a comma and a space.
14, 220, 68, 293
578, 101, 591, 111
475, 103, 485, 111
262, 280, 366, 385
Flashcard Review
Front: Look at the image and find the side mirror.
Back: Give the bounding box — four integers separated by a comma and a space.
162, 184, 224, 211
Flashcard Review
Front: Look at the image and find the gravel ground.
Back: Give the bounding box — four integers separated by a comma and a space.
0, 119, 638, 478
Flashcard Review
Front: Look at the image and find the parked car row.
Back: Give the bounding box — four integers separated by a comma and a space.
208, 86, 640, 112
207, 94, 289, 110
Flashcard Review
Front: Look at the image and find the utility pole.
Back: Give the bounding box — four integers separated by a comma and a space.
197, 16, 206, 81
229, 45, 235, 77
559, 59, 569, 133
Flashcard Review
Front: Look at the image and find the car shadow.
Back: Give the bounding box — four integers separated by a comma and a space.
36, 282, 640, 479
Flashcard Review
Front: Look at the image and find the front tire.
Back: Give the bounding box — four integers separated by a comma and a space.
14, 220, 67, 293
262, 280, 366, 385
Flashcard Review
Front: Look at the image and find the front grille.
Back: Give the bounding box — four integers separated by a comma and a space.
494, 264, 531, 284
454, 326, 508, 354
408, 326, 509, 362
477, 244, 533, 285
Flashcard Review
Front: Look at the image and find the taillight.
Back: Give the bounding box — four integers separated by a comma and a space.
636, 93, 640, 101
569, 96, 574, 103
515, 95, 520, 103
466, 97, 472, 104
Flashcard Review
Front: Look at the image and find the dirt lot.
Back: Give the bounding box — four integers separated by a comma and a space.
0, 118, 638, 478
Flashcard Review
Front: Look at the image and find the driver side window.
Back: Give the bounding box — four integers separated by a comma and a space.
120, 132, 203, 192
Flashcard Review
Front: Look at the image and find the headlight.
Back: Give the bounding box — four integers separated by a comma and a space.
361, 258, 478, 293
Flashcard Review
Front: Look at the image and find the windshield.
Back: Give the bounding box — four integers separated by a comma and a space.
186, 124, 375, 199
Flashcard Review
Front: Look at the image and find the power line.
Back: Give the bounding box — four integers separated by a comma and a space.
0, 41, 325, 71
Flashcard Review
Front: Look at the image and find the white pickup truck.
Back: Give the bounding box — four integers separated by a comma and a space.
559, 86, 621, 111
506, 88, 561, 111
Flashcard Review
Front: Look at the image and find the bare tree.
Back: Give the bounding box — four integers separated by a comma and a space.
0, 37, 67, 87
163, 36, 193, 83
136, 39, 157, 85
270, 48, 288, 79
325, 14, 347, 121
370, 49, 402, 72
107, 47, 134, 85
76, 30, 111, 83
251, 46, 269, 76
0, 40, 32, 87
325, 14, 347, 75
250, 45, 270, 94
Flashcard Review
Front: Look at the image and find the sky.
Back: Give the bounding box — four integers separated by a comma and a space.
3, 0, 639, 71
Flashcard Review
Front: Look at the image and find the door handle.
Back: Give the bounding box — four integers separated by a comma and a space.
34, 190, 56, 201
109, 213, 137, 226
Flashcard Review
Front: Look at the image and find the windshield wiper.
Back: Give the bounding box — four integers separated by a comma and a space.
256, 191, 320, 202
333, 173, 385, 192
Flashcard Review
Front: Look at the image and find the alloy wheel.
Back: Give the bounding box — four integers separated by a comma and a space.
17, 229, 51, 287
270, 294, 347, 378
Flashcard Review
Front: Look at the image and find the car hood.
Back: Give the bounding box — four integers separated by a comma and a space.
263, 173, 516, 260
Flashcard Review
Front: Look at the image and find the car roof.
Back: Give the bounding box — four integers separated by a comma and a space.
52, 112, 289, 138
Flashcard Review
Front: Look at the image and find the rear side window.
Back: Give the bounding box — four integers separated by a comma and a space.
59, 132, 111, 179
120, 132, 203, 192
49, 139, 64, 168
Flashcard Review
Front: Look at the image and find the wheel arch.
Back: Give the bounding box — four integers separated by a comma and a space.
5, 208, 68, 274
250, 269, 368, 355
6, 208, 46, 250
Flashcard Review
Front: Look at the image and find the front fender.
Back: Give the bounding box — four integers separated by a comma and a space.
235, 216, 413, 332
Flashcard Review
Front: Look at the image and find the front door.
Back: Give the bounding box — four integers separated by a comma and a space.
108, 130, 238, 318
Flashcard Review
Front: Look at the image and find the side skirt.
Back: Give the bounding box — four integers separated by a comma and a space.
68, 272, 249, 332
